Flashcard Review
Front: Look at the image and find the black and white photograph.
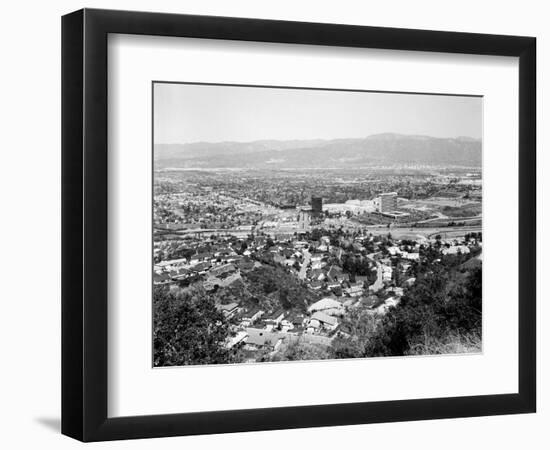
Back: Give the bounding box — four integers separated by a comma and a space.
152, 83, 483, 367
0, 0, 543, 447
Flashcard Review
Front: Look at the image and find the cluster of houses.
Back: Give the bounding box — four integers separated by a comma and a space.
219, 297, 343, 359
153, 226, 481, 362
218, 290, 411, 361
264, 235, 421, 301
153, 247, 258, 287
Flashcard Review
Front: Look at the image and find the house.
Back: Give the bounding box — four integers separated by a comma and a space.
225, 331, 248, 349
387, 246, 402, 256
326, 265, 344, 282
345, 282, 364, 297
190, 261, 211, 274
354, 275, 370, 286
293, 241, 309, 249
263, 309, 285, 330
310, 311, 339, 331
209, 263, 236, 278
189, 252, 214, 264
442, 245, 471, 255
214, 247, 233, 258
339, 273, 350, 283
309, 280, 324, 291
310, 256, 324, 270
281, 258, 297, 267
329, 285, 343, 297
307, 298, 344, 316
153, 272, 171, 285
375, 297, 400, 315
239, 307, 264, 327
309, 268, 324, 281
216, 302, 240, 318
171, 268, 191, 281
280, 317, 294, 332
401, 252, 420, 260
282, 248, 295, 258
388, 287, 404, 297
244, 328, 284, 351
154, 258, 188, 272
305, 319, 321, 334
381, 264, 393, 282
203, 271, 242, 291
285, 312, 307, 331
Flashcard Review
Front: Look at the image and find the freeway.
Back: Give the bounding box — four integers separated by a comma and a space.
155, 226, 254, 238
425, 226, 482, 239
365, 224, 482, 240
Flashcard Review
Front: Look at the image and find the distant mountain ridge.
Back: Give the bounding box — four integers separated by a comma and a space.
155, 133, 482, 169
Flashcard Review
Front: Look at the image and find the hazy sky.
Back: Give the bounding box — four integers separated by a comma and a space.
154, 82, 482, 144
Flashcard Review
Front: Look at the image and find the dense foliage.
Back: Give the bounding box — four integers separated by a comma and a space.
267, 341, 330, 362
153, 285, 236, 366
369, 265, 481, 356
243, 265, 318, 312
332, 252, 482, 358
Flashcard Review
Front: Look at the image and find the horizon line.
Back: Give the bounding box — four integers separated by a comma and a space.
154, 132, 482, 147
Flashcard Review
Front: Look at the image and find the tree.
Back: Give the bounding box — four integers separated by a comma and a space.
330, 308, 378, 359
153, 285, 235, 366
244, 265, 316, 312
270, 340, 330, 362
367, 261, 482, 357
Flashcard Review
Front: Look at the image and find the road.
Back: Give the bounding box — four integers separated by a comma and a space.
299, 249, 311, 280
371, 264, 384, 292
364, 224, 482, 240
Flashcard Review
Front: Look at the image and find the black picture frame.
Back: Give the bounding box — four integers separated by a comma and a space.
61, 8, 536, 442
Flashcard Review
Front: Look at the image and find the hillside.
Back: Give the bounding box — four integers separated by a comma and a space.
155, 133, 482, 169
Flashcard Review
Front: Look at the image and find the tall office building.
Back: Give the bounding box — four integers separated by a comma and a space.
311, 196, 323, 215
377, 192, 398, 213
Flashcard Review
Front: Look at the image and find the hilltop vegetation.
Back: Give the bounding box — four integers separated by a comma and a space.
331, 252, 482, 358
210, 263, 319, 313
153, 285, 238, 366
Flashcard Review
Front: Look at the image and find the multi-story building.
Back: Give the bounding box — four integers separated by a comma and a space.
376, 192, 398, 213
311, 196, 323, 215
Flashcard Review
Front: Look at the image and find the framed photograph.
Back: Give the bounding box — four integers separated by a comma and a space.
62, 8, 536, 442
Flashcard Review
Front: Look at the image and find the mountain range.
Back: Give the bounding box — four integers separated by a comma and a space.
154, 133, 482, 169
